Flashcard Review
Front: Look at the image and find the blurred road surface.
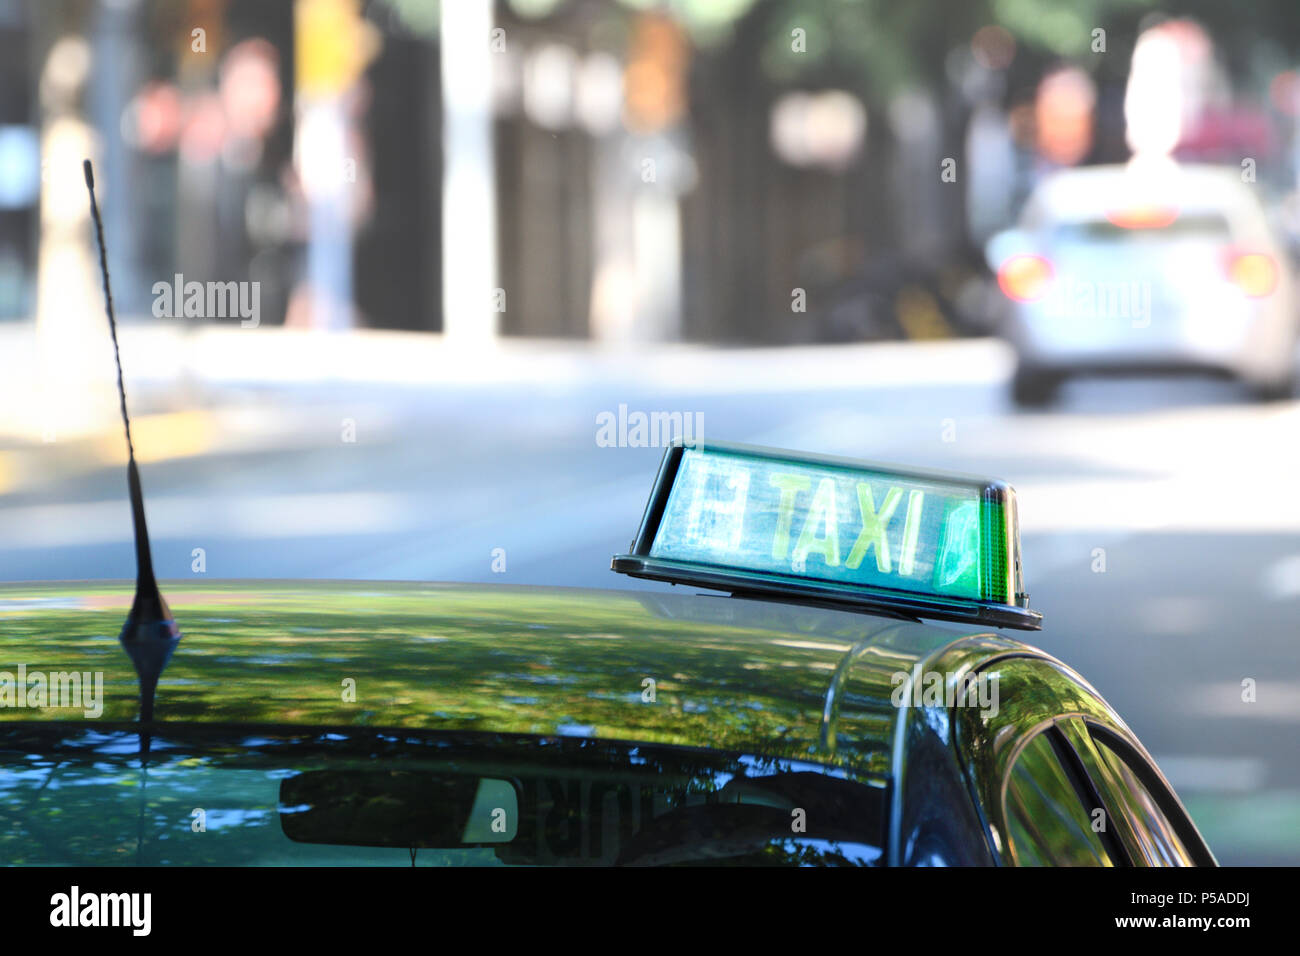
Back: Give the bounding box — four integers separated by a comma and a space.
0, 326, 1297, 863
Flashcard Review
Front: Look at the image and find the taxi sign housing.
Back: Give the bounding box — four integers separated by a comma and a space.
612, 440, 1042, 630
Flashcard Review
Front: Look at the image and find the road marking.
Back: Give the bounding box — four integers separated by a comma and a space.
1135, 596, 1213, 636
0, 492, 410, 548
1194, 681, 1300, 720
1152, 756, 1267, 793
1264, 554, 1300, 600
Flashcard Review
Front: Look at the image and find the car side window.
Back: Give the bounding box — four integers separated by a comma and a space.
1003, 730, 1115, 867
1092, 738, 1195, 866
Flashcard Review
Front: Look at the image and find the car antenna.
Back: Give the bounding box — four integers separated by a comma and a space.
83, 159, 181, 727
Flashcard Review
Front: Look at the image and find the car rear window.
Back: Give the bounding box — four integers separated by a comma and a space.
1049, 214, 1233, 245
0, 724, 888, 867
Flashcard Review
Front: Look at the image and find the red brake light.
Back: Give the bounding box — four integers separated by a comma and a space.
1225, 251, 1277, 298
997, 254, 1054, 302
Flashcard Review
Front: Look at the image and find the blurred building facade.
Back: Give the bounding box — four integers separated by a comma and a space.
6, 0, 1300, 344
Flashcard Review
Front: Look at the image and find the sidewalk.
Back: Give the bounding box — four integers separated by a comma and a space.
0, 317, 1012, 442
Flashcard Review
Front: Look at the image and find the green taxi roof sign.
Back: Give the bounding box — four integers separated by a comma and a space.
612, 441, 1042, 631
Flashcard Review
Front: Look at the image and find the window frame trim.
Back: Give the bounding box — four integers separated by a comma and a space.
952, 652, 1215, 867
1077, 720, 1216, 867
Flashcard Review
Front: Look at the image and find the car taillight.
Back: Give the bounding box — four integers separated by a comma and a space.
1225, 251, 1277, 298
997, 255, 1054, 302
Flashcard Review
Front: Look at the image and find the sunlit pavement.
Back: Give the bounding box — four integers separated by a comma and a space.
1, 324, 1297, 864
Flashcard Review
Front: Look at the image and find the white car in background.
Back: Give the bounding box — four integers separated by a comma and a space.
987, 162, 1299, 405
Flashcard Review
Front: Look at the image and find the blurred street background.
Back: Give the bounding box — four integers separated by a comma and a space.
0, 0, 1299, 863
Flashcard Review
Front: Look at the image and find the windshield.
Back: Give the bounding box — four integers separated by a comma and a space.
0, 725, 886, 867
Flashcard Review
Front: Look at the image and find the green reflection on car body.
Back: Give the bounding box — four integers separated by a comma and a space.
0, 580, 939, 771
0, 580, 1214, 866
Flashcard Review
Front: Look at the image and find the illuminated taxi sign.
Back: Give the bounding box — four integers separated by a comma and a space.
612, 441, 1041, 630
